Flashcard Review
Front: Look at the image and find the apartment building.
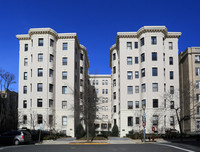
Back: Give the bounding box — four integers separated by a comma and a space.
110, 26, 181, 137
179, 47, 200, 133
89, 75, 111, 132
17, 28, 89, 137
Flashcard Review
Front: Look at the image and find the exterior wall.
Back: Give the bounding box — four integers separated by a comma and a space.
179, 47, 200, 133
17, 28, 89, 137
110, 26, 181, 137
89, 75, 111, 132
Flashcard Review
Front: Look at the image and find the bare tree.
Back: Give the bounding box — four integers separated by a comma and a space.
2, 72, 16, 91
0, 68, 5, 91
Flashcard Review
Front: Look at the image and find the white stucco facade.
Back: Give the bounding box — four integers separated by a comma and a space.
17, 28, 89, 137
89, 75, 111, 132
109, 26, 181, 137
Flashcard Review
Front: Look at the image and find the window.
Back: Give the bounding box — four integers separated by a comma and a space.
170, 71, 174, 79
127, 42, 132, 50
62, 101, 67, 109
196, 81, 200, 89
50, 39, 54, 47
49, 115, 53, 126
50, 54, 54, 62
113, 92, 116, 99
102, 80, 105, 85
135, 42, 138, 48
135, 71, 139, 78
170, 86, 174, 94
23, 86, 27, 94
49, 69, 53, 77
25, 44, 28, 51
152, 83, 158, 92
62, 116, 67, 126
152, 67, 158, 76
135, 57, 138, 64
197, 106, 200, 114
135, 86, 139, 93
163, 53, 165, 61
151, 36, 157, 45
128, 86, 133, 94
196, 121, 200, 129
62, 71, 67, 79
140, 38, 144, 46
101, 124, 107, 129
152, 52, 157, 61
128, 101, 133, 109
62, 57, 67, 65
105, 98, 108, 103
153, 99, 158, 108
37, 83, 43, 92
196, 68, 200, 76
106, 89, 108, 94
197, 94, 200, 102
49, 84, 53, 92
113, 79, 116, 87
38, 53, 43, 62
63, 43, 68, 50
127, 71, 133, 79
142, 99, 146, 107
141, 53, 145, 62
170, 101, 174, 109
37, 115, 43, 124
62, 86, 67, 94
23, 115, 27, 124
113, 66, 116, 74
80, 67, 83, 74
105, 80, 108, 85
38, 38, 44, 46
136, 117, 140, 124
37, 99, 43, 107
127, 57, 132, 65
38, 68, 43, 77
141, 68, 145, 77
169, 42, 173, 50
195, 55, 200, 63
128, 117, 133, 126
102, 89, 105, 94
135, 101, 139, 108
49, 99, 53, 108
80, 53, 83, 60
23, 100, 27, 108
169, 57, 173, 65
141, 84, 146, 92
170, 116, 174, 126
153, 115, 158, 126
113, 53, 116, 60
24, 58, 28, 66
24, 72, 27, 80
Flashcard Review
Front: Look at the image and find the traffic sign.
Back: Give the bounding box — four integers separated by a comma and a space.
152, 127, 155, 131
142, 121, 145, 127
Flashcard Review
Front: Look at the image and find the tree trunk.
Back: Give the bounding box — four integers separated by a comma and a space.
175, 108, 183, 140
87, 121, 89, 142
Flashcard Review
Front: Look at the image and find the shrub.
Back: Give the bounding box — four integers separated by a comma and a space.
111, 124, 119, 137
101, 131, 111, 138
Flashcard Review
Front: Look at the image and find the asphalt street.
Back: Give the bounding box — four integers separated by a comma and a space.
0, 144, 199, 152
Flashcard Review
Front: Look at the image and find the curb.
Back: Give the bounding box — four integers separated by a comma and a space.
69, 142, 109, 145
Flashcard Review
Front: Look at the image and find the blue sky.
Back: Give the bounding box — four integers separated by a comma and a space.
0, 0, 200, 92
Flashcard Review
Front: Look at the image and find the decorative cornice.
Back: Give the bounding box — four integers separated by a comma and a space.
29, 28, 58, 38
16, 34, 30, 40
109, 44, 117, 68
89, 74, 111, 78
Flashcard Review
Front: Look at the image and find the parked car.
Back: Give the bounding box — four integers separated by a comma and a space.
0, 130, 32, 145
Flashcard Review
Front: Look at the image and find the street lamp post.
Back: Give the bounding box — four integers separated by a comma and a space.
142, 105, 146, 142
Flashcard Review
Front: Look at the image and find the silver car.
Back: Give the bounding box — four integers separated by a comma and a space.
0, 130, 32, 145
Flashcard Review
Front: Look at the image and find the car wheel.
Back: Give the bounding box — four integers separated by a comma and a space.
14, 139, 20, 145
